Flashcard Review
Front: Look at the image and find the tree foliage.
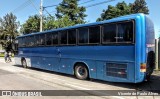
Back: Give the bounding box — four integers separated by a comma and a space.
97, 0, 149, 21
43, 16, 56, 30
56, 0, 87, 24
20, 15, 40, 34
130, 0, 149, 14
54, 15, 75, 28
21, 15, 57, 34
0, 13, 19, 50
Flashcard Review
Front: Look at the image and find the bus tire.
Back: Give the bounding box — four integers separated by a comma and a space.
22, 59, 27, 68
146, 51, 155, 81
75, 64, 89, 80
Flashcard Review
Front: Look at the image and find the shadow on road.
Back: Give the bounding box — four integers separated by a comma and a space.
13, 65, 160, 94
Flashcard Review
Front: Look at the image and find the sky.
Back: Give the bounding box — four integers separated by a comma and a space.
0, 0, 159, 38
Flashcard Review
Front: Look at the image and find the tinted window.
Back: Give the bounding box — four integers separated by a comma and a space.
31, 36, 35, 46
22, 37, 26, 47
68, 29, 76, 44
53, 32, 58, 45
46, 33, 52, 46
146, 17, 154, 44
25, 37, 30, 47
78, 28, 88, 44
89, 26, 100, 44
60, 31, 67, 45
35, 35, 39, 46
28, 36, 34, 46
103, 24, 116, 43
18, 38, 22, 47
117, 21, 133, 42
39, 34, 45, 46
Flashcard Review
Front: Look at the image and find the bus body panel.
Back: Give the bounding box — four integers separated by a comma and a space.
14, 13, 155, 83
17, 45, 135, 83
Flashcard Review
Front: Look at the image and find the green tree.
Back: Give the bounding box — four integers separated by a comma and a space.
56, 0, 87, 25
130, 0, 149, 14
97, 0, 149, 21
0, 13, 19, 50
21, 15, 57, 34
97, 1, 131, 21
43, 16, 56, 30
21, 15, 40, 34
54, 15, 75, 28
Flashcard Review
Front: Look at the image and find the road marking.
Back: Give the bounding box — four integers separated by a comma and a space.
21, 72, 125, 99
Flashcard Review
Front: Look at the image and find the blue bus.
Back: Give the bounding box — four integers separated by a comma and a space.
13, 13, 155, 83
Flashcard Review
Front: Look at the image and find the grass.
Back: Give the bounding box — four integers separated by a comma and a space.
0, 53, 14, 57
0, 53, 4, 57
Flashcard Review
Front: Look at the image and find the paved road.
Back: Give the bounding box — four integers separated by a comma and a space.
0, 58, 159, 99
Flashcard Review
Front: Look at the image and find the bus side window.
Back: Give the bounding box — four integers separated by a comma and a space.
28, 37, 31, 46
22, 37, 25, 47
78, 27, 89, 44
68, 29, 76, 45
60, 31, 67, 45
35, 35, 39, 46
18, 38, 22, 47
89, 26, 100, 44
30, 36, 34, 46
117, 21, 134, 43
102, 24, 116, 43
46, 33, 52, 46
25, 37, 30, 47
52, 32, 58, 45
39, 34, 45, 46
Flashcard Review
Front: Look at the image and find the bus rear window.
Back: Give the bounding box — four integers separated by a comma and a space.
146, 17, 155, 45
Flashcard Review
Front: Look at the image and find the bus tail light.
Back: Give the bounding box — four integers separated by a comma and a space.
140, 63, 146, 72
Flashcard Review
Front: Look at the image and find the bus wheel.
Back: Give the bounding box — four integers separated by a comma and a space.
22, 59, 27, 68
75, 64, 88, 80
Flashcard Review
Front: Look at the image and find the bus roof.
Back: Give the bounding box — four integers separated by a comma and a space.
17, 13, 145, 38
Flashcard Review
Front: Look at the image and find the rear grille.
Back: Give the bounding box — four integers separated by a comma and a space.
106, 63, 127, 78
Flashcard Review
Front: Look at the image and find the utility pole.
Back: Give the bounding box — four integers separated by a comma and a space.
40, 0, 43, 32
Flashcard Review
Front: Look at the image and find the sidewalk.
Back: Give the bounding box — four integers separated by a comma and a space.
153, 70, 160, 76
0, 57, 14, 63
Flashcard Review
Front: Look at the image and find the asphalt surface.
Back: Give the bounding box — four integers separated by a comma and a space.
0, 58, 160, 99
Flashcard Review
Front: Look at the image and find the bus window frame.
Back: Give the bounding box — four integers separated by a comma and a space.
45, 33, 53, 46
88, 25, 101, 45
38, 34, 46, 47
116, 20, 135, 44
78, 27, 89, 45
67, 29, 77, 46
52, 32, 59, 46
59, 30, 68, 46
102, 20, 135, 45
102, 23, 117, 44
